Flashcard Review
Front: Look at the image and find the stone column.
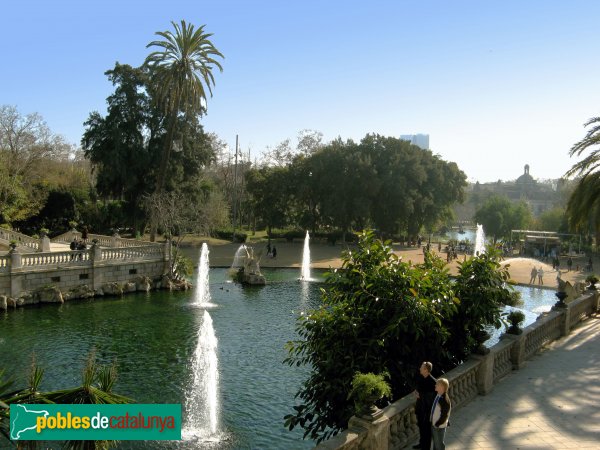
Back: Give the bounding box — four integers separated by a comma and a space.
39, 235, 51, 252
473, 352, 494, 395
347, 409, 390, 450
9, 249, 22, 298
505, 333, 526, 370
163, 240, 172, 274
91, 243, 103, 291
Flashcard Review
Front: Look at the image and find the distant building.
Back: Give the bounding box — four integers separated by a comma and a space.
453, 164, 566, 221
400, 134, 429, 150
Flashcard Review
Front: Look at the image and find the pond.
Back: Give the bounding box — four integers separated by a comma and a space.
0, 266, 556, 449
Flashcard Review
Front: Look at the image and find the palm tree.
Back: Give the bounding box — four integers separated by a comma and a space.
144, 20, 224, 241
565, 117, 600, 245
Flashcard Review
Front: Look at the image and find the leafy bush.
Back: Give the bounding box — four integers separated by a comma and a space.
347, 372, 391, 415
285, 232, 516, 442
212, 229, 247, 243
505, 310, 526, 335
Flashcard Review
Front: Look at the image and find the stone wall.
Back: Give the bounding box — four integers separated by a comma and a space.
314, 289, 600, 450
0, 241, 177, 309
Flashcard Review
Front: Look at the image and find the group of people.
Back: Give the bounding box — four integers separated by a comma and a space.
529, 266, 545, 285
414, 361, 452, 450
265, 242, 277, 259
69, 237, 87, 260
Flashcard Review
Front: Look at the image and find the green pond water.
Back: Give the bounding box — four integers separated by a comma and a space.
0, 261, 557, 449
1, 268, 322, 449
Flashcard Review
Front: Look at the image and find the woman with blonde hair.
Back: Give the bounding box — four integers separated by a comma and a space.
430, 377, 451, 450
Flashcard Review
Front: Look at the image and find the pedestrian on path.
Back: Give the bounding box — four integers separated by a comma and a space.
567, 257, 573, 272
431, 378, 451, 450
529, 267, 538, 284
413, 362, 436, 449
538, 267, 544, 285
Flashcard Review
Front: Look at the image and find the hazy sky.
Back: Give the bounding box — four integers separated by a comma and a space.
2, 0, 599, 182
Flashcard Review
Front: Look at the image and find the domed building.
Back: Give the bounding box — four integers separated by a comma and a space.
454, 165, 564, 222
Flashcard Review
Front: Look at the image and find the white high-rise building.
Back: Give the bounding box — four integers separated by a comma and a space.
400, 134, 429, 150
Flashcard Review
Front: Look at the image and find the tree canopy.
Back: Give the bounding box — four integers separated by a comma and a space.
285, 231, 516, 442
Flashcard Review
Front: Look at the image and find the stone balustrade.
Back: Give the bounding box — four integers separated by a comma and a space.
0, 241, 171, 299
52, 230, 161, 248
0, 227, 40, 251
314, 290, 599, 450
101, 245, 164, 261
20, 250, 91, 267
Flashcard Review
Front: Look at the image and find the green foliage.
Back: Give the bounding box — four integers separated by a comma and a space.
449, 246, 516, 357
248, 134, 467, 239
0, 352, 131, 449
285, 231, 458, 441
585, 274, 599, 284
172, 253, 194, 279
474, 195, 531, 242
347, 372, 391, 415
505, 310, 526, 335
285, 233, 516, 442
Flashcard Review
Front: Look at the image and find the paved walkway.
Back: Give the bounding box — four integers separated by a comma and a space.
444, 314, 600, 449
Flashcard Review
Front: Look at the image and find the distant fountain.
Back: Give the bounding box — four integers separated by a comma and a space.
301, 231, 311, 281
473, 224, 486, 256
231, 244, 247, 269
183, 310, 220, 440
193, 243, 211, 306
230, 245, 266, 285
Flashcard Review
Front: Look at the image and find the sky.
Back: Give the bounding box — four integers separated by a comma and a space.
2, 0, 599, 183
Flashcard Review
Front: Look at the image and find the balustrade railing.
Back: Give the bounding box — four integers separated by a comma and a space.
0, 227, 39, 251
492, 340, 513, 384
569, 293, 596, 328
101, 245, 163, 262
52, 231, 160, 248
314, 291, 600, 450
21, 250, 90, 267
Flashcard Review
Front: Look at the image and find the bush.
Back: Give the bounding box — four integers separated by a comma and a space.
505, 310, 526, 335
285, 232, 516, 442
347, 372, 391, 415
213, 229, 247, 243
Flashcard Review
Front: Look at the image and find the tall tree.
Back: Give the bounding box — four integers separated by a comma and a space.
474, 195, 531, 242
144, 20, 223, 240
565, 117, 600, 245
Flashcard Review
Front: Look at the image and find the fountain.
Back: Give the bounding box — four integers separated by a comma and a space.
183, 310, 220, 441
230, 245, 266, 285
231, 244, 247, 269
193, 243, 212, 306
301, 231, 311, 281
473, 224, 486, 256
183, 243, 220, 441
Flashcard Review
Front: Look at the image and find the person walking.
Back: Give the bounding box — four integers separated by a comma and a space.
529, 267, 538, 284
413, 362, 436, 449
430, 378, 451, 450
538, 267, 544, 285
567, 257, 573, 272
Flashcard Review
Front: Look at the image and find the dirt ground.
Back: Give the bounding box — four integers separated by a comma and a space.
201, 239, 594, 288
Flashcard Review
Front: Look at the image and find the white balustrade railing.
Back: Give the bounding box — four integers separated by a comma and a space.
52, 231, 160, 248
0, 227, 39, 251
101, 245, 163, 261
21, 250, 91, 267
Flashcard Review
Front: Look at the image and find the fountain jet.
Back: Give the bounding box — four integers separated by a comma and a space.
301, 231, 311, 281
473, 224, 486, 256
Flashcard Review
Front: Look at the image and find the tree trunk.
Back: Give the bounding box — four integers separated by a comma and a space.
150, 109, 179, 242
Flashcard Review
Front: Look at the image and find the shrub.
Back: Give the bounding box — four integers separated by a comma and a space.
347, 372, 391, 415
505, 310, 526, 335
